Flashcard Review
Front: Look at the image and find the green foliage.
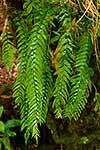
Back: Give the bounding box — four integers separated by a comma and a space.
14, 8, 53, 143
14, 15, 28, 104
53, 7, 74, 118
0, 106, 20, 150
1, 0, 99, 145
2, 27, 16, 69
64, 33, 93, 120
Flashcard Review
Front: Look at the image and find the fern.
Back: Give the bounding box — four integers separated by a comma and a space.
53, 8, 74, 118
14, 8, 53, 142
2, 26, 16, 69
1, 0, 97, 145
13, 15, 30, 142
14, 15, 28, 104
64, 33, 93, 120
25, 20, 50, 138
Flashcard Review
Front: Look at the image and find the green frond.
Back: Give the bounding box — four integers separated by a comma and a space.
14, 16, 28, 104
2, 28, 16, 69
13, 16, 31, 141
53, 7, 74, 118
14, 9, 53, 142
64, 33, 93, 120
26, 20, 49, 123
24, 19, 52, 141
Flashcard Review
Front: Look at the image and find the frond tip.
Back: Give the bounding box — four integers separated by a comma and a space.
64, 33, 93, 120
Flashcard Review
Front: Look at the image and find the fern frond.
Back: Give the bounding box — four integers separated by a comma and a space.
2, 27, 16, 69
25, 19, 49, 125
14, 16, 28, 104
23, 19, 52, 140
53, 7, 74, 118
64, 33, 93, 120
14, 8, 53, 142
13, 16, 30, 141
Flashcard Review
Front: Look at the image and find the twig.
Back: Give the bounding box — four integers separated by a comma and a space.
76, 0, 93, 24
77, 0, 94, 22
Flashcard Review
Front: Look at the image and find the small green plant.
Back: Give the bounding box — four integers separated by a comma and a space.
0, 106, 20, 150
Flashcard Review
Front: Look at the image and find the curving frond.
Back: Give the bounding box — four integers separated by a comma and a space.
64, 33, 93, 120
53, 7, 74, 118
